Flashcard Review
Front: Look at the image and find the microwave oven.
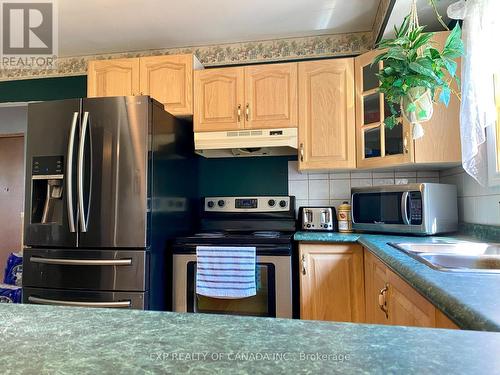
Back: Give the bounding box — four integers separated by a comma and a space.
351, 183, 458, 235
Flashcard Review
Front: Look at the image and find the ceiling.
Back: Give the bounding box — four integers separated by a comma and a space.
383, 0, 455, 38
58, 0, 381, 57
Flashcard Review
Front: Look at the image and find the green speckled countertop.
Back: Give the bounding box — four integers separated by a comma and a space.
295, 232, 500, 332
1, 304, 500, 374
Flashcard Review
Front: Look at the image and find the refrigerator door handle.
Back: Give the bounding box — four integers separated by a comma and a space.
29, 256, 132, 266
78, 111, 90, 232
28, 296, 131, 308
66, 112, 79, 233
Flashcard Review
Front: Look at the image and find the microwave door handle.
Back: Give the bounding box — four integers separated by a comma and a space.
66, 112, 79, 233
401, 191, 410, 225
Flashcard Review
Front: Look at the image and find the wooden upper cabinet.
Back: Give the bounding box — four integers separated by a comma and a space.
298, 59, 356, 170
354, 31, 461, 168
299, 243, 365, 323
413, 31, 461, 164
87, 54, 202, 116
194, 67, 244, 132
355, 50, 413, 169
87, 58, 140, 97
244, 63, 298, 129
140, 54, 202, 116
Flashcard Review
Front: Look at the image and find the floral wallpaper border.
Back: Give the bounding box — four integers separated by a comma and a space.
0, 31, 372, 81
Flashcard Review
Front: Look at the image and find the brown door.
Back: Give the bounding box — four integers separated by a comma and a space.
0, 135, 24, 268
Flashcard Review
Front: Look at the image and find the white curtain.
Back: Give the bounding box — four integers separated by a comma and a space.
448, 0, 500, 185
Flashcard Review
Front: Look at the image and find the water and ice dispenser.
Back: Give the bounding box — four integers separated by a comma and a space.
31, 156, 64, 225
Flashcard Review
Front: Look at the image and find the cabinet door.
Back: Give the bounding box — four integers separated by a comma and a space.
244, 63, 298, 129
194, 67, 244, 132
300, 244, 365, 322
298, 59, 355, 170
387, 270, 435, 328
364, 250, 390, 325
140, 54, 195, 116
413, 31, 461, 164
87, 58, 140, 98
355, 50, 413, 168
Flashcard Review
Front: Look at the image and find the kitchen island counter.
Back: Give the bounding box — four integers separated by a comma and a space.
1, 304, 500, 374
295, 232, 500, 332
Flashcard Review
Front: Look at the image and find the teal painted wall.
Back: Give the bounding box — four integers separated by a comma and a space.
0, 76, 87, 103
198, 156, 292, 196
0, 75, 291, 196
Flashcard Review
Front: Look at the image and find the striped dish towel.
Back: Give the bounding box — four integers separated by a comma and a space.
196, 246, 257, 299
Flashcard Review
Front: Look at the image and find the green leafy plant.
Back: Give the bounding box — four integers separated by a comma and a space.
373, 16, 464, 130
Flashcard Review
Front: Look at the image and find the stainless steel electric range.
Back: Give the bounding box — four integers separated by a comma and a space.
172, 196, 296, 319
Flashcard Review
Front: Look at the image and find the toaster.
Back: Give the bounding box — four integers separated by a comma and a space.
299, 207, 338, 231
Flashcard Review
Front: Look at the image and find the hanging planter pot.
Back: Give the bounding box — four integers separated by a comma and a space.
401, 87, 434, 140
372, 0, 464, 140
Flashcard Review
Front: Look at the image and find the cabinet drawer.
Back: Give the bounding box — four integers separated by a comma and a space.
23, 248, 148, 291
23, 287, 146, 309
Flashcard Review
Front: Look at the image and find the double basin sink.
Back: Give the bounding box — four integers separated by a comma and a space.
389, 242, 500, 274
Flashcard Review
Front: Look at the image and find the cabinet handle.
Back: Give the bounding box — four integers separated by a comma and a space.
245, 103, 250, 121
378, 283, 389, 319
237, 104, 241, 122
403, 132, 409, 154
300, 143, 304, 162
301, 254, 307, 275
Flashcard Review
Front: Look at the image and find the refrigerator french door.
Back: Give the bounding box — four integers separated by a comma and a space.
23, 96, 195, 310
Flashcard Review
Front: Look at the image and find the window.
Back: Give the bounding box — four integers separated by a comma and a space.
487, 74, 500, 186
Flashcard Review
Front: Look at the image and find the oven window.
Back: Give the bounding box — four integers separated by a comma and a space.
353, 192, 404, 224
186, 262, 276, 317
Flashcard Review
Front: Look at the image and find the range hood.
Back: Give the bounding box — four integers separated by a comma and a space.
195, 128, 298, 158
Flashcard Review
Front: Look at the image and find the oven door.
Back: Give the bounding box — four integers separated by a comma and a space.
173, 254, 292, 318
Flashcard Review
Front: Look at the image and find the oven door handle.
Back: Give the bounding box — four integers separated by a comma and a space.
29, 257, 132, 266
28, 296, 131, 308
401, 191, 410, 225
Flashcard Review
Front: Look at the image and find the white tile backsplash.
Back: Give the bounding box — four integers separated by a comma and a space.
440, 167, 500, 225
373, 178, 395, 186
288, 161, 439, 211
395, 171, 417, 178
330, 179, 351, 200
351, 171, 372, 179
351, 178, 373, 188
329, 172, 350, 179
308, 179, 329, 199
288, 179, 308, 200
288, 161, 307, 181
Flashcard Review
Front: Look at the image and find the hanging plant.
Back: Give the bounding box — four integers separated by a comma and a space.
372, 0, 464, 139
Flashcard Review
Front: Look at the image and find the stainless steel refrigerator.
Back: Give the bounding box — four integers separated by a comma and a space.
22, 96, 198, 310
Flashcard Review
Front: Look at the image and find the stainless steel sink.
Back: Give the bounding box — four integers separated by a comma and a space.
389, 242, 500, 273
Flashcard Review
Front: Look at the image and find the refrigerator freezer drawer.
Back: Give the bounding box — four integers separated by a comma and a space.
23, 287, 147, 309
23, 249, 148, 291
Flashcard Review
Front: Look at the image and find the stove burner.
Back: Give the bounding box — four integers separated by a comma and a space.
252, 231, 281, 238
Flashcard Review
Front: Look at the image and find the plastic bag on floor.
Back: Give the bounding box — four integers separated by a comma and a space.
0, 284, 21, 303
3, 252, 22, 286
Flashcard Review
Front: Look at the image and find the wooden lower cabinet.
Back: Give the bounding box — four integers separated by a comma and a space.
364, 249, 458, 329
298, 243, 459, 329
299, 243, 365, 322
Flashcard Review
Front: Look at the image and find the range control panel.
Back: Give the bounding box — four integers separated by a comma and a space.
204, 196, 291, 212
32, 156, 64, 176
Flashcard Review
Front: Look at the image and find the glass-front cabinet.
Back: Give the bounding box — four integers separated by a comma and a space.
354, 50, 413, 168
